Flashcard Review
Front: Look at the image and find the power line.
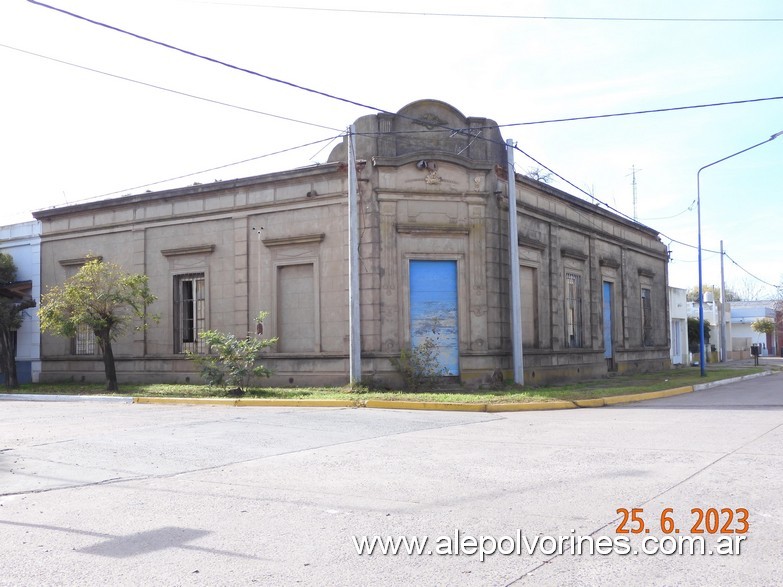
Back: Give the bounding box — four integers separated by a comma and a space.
191, 2, 783, 23
28, 0, 401, 120
26, 0, 491, 146
53, 134, 342, 207
24, 0, 768, 261
349, 93, 783, 136
500, 96, 783, 127
0, 42, 342, 132
640, 200, 696, 221
724, 253, 781, 289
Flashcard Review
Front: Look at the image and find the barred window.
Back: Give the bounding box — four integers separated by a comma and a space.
565, 272, 582, 348
74, 324, 96, 355
174, 273, 206, 353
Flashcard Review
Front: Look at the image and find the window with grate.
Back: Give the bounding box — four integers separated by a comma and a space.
74, 323, 96, 355
174, 273, 206, 353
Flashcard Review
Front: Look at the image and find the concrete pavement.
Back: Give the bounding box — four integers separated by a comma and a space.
0, 373, 781, 586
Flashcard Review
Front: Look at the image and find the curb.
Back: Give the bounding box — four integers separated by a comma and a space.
133, 397, 357, 408
486, 400, 577, 412
3, 370, 771, 411
364, 399, 487, 412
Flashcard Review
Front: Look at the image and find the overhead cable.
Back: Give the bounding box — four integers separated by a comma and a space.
0, 43, 342, 132
52, 135, 343, 207
724, 253, 781, 289
194, 3, 783, 23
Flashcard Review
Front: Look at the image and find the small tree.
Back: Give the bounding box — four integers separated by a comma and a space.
185, 312, 277, 394
751, 318, 775, 335
0, 253, 36, 389
687, 317, 711, 354
524, 167, 554, 184
685, 285, 740, 303
39, 257, 157, 391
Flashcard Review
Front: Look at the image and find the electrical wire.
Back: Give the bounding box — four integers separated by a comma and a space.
27, 1, 404, 122
23, 0, 772, 262
0, 42, 342, 132
52, 134, 343, 207
724, 253, 781, 289
191, 3, 783, 23
499, 96, 783, 127
640, 200, 696, 221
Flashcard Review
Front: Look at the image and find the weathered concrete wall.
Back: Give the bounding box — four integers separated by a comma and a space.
34, 99, 671, 388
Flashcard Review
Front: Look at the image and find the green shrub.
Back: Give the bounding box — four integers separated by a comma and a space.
391, 336, 447, 391
186, 313, 277, 394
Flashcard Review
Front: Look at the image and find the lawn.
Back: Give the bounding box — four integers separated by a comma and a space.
4, 366, 765, 404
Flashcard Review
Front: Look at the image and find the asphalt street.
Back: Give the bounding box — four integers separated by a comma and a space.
1, 373, 782, 586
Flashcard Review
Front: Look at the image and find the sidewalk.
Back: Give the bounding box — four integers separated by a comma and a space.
721, 356, 783, 370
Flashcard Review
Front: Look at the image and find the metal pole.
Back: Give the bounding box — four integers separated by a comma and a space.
697, 173, 706, 376
506, 139, 524, 385
695, 130, 782, 377
347, 125, 362, 384
251, 226, 263, 332
719, 240, 727, 362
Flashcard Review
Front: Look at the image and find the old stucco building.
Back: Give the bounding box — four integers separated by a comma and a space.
33, 100, 671, 386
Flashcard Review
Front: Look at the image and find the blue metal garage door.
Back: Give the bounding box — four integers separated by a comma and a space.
409, 260, 459, 375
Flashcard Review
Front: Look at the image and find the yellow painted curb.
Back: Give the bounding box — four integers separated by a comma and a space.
133, 397, 238, 406
573, 398, 607, 408
131, 384, 697, 412
364, 400, 487, 412
602, 386, 694, 406
236, 399, 356, 408
486, 400, 577, 412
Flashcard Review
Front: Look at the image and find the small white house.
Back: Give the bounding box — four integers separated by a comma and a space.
0, 220, 41, 383
668, 287, 688, 366
685, 292, 732, 362
731, 301, 777, 357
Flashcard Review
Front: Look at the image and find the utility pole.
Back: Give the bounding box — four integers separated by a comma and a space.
348, 126, 362, 384
506, 139, 524, 385
251, 226, 264, 333
719, 240, 727, 362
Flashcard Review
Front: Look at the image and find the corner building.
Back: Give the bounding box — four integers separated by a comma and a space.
34, 100, 671, 386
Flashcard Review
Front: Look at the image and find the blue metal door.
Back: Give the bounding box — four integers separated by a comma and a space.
603, 281, 613, 359
409, 260, 459, 375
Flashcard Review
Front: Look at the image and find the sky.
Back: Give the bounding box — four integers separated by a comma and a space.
1, 0, 782, 295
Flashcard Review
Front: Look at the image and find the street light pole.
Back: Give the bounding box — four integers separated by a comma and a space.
696, 130, 783, 376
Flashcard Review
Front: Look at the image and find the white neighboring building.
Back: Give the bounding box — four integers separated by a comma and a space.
0, 221, 41, 383
731, 301, 777, 357
685, 292, 732, 362
668, 287, 688, 366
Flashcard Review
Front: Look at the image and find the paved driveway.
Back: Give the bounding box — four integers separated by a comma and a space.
1, 374, 782, 586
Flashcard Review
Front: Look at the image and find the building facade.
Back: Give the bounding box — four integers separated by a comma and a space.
0, 221, 41, 384
33, 100, 671, 387
731, 301, 778, 357
668, 287, 688, 366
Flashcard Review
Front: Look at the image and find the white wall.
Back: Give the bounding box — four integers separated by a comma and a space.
0, 221, 41, 382
668, 287, 688, 365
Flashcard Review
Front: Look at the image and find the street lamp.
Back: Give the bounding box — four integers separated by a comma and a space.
697, 130, 783, 376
